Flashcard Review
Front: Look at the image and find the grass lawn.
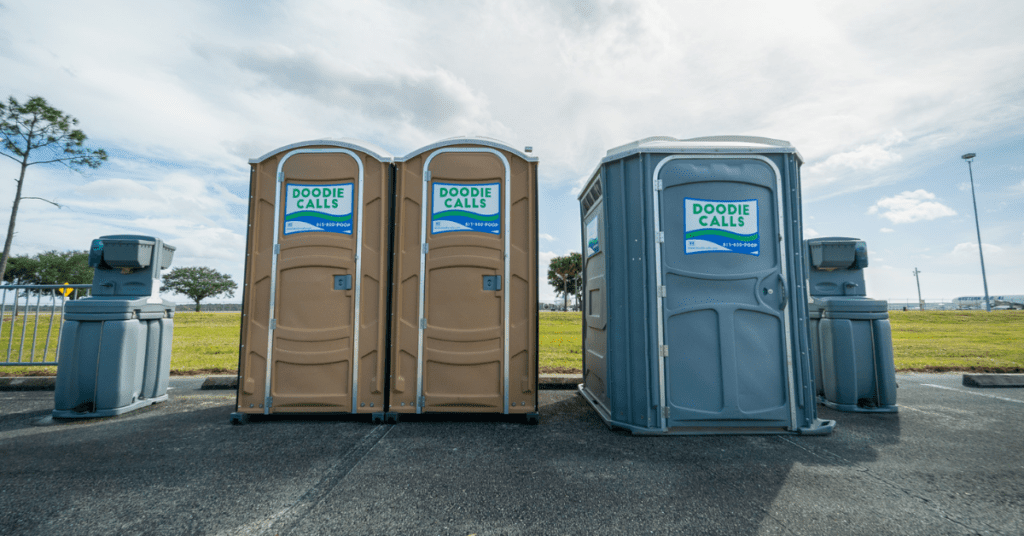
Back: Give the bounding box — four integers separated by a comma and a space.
0, 312, 241, 377
889, 310, 1024, 373
538, 311, 582, 373
2, 310, 1021, 376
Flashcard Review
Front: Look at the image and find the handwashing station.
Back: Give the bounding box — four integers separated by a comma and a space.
53, 235, 176, 419
806, 237, 897, 413
577, 136, 834, 435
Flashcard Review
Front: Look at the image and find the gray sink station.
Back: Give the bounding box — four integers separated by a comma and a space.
52, 235, 177, 419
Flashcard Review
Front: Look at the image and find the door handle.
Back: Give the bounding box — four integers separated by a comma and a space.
778, 274, 788, 310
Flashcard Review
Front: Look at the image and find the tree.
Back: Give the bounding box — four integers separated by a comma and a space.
0, 250, 92, 286
1, 255, 38, 285
161, 266, 237, 312
547, 252, 582, 312
0, 96, 107, 281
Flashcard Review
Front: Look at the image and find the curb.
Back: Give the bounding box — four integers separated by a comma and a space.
962, 374, 1024, 388
0, 377, 57, 391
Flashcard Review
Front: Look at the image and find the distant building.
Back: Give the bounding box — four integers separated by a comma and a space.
952, 295, 1024, 310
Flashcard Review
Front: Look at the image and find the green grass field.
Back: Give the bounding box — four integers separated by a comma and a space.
538, 311, 582, 373
2, 310, 1021, 376
888, 310, 1024, 372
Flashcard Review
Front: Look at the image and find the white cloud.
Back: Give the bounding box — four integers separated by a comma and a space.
951, 242, 1003, 258
2, 0, 1023, 306
804, 227, 821, 239
880, 228, 894, 233
868, 190, 956, 224
802, 129, 906, 190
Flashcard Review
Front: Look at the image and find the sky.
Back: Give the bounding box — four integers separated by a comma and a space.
0, 0, 1022, 306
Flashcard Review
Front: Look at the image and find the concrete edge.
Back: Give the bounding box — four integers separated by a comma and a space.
0, 377, 56, 391
200, 376, 240, 390
538, 374, 583, 390
962, 374, 1024, 388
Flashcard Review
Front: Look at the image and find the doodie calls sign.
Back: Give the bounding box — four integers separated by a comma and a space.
284, 183, 354, 235
431, 182, 501, 234
683, 198, 759, 256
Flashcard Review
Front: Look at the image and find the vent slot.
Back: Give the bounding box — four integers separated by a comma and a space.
581, 180, 603, 213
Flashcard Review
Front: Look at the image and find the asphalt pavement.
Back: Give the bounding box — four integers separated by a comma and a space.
0, 373, 1021, 535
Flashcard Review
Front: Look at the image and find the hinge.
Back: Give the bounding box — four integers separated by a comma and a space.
657, 285, 666, 298
270, 319, 276, 330
265, 396, 273, 408
420, 318, 427, 329
656, 231, 664, 243
662, 406, 670, 418
277, 172, 284, 183
274, 244, 280, 254
655, 179, 663, 191
659, 345, 669, 357
417, 395, 426, 407
422, 243, 429, 254
424, 171, 431, 182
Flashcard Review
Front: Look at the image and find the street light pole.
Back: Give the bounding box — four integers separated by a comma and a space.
961, 153, 991, 312
913, 267, 924, 310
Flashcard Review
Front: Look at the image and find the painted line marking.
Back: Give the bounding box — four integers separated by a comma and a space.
920, 383, 1024, 404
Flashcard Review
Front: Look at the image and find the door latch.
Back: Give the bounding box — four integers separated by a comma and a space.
482, 275, 502, 291
334, 274, 352, 290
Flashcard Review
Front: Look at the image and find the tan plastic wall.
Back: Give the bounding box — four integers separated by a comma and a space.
237, 146, 391, 414
389, 144, 538, 414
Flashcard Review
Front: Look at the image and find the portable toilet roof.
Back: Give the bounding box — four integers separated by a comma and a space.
249, 138, 395, 164
602, 135, 804, 162
398, 136, 538, 162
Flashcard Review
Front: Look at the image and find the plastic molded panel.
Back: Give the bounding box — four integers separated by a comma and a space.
238, 144, 391, 414
54, 319, 147, 418
660, 159, 790, 427
582, 200, 609, 412
817, 300, 898, 412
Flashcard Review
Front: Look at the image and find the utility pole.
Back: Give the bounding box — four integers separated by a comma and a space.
913, 268, 924, 310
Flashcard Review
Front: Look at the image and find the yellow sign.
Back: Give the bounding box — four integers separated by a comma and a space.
59, 283, 73, 297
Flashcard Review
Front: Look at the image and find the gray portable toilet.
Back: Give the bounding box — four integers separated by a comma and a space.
806, 237, 897, 413
578, 136, 834, 435
53, 235, 176, 419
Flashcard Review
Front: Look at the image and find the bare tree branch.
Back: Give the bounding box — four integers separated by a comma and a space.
21, 197, 63, 208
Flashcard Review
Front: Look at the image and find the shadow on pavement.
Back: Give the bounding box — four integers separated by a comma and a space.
0, 389, 915, 536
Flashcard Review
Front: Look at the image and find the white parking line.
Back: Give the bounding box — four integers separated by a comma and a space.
921, 383, 1024, 404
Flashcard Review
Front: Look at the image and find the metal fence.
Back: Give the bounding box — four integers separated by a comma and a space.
0, 284, 92, 367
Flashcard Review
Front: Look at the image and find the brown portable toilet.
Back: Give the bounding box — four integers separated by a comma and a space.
232, 139, 394, 423
388, 137, 539, 422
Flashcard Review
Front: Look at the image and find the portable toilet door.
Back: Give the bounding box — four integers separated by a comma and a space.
389, 138, 538, 419
235, 140, 393, 418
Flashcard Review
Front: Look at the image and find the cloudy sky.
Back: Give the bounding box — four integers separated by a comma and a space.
1, 0, 1022, 305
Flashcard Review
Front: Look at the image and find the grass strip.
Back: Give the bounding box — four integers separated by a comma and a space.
2, 310, 1021, 377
